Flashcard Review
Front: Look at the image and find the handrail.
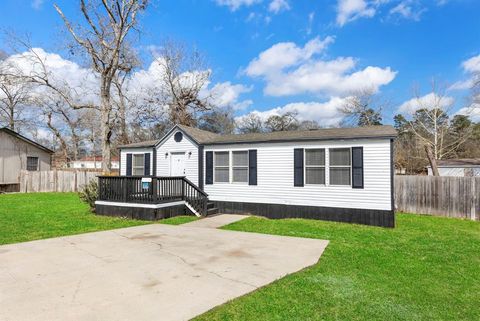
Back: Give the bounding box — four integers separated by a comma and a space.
97, 176, 209, 216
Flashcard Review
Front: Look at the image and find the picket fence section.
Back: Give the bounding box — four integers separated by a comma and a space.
19, 170, 99, 193
395, 175, 479, 221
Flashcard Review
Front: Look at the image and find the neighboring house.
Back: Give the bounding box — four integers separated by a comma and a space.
427, 159, 480, 177
97, 124, 397, 227
0, 127, 53, 191
70, 156, 119, 170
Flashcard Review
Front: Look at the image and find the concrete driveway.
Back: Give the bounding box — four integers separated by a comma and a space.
0, 222, 328, 321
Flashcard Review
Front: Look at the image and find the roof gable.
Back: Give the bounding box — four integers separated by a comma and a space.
0, 127, 54, 153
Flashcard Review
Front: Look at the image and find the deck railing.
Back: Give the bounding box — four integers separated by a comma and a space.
97, 176, 208, 216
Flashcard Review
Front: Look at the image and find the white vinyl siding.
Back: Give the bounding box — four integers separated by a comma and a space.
156, 130, 199, 185
204, 139, 392, 211
329, 148, 351, 186
119, 148, 153, 176
232, 151, 248, 183
305, 149, 325, 185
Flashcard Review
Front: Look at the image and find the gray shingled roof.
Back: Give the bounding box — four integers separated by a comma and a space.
118, 125, 397, 148
203, 125, 397, 145
118, 139, 159, 148
1, 127, 54, 153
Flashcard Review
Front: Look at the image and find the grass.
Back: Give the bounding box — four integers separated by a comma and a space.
0, 193, 198, 245
159, 215, 198, 225
2, 193, 478, 320
194, 214, 480, 321
0, 193, 150, 245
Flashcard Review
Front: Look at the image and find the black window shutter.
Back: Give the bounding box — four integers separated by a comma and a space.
248, 150, 257, 185
205, 151, 213, 185
144, 153, 151, 176
126, 154, 132, 176
294, 148, 304, 187
352, 147, 364, 189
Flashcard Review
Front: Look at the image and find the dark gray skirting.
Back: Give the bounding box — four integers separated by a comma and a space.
212, 201, 395, 228
95, 204, 193, 221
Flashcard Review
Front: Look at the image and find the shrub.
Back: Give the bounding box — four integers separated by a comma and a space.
79, 179, 98, 212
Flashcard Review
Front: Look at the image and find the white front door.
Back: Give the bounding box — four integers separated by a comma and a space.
170, 152, 186, 176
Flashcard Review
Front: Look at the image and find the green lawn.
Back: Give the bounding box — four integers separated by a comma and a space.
0, 193, 150, 245
1, 193, 478, 320
194, 214, 480, 321
0, 193, 197, 245
160, 215, 198, 225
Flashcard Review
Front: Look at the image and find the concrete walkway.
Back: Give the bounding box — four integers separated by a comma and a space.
182, 214, 249, 229
0, 223, 328, 321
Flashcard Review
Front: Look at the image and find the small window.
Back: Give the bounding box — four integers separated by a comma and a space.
305, 149, 325, 184
329, 148, 351, 185
214, 152, 230, 182
27, 156, 39, 171
232, 151, 248, 183
133, 154, 145, 176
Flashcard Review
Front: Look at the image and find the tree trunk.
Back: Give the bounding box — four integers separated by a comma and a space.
118, 93, 129, 145
425, 144, 440, 176
8, 102, 14, 131
100, 87, 112, 173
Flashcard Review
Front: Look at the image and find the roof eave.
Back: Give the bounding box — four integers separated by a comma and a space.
203, 135, 397, 146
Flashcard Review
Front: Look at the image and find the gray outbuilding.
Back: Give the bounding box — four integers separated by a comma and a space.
0, 127, 53, 192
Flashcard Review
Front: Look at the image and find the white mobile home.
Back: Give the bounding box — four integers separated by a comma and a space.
97, 125, 397, 227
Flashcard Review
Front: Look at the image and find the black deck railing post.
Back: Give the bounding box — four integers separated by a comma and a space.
182, 178, 185, 201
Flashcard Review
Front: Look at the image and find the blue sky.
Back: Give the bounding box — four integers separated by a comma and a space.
1, 0, 479, 125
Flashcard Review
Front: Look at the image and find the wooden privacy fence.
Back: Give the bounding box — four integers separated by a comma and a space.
395, 175, 479, 221
19, 170, 99, 193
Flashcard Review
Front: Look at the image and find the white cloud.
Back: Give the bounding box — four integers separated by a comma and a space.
268, 0, 290, 14
398, 92, 455, 114
31, 0, 44, 10
3, 48, 98, 104
245, 37, 396, 97
462, 54, 480, 74
336, 0, 376, 26
246, 36, 334, 76
306, 12, 315, 35
209, 82, 253, 110
450, 54, 480, 91
389, 1, 426, 21
215, 0, 261, 11
236, 97, 347, 127
456, 103, 480, 122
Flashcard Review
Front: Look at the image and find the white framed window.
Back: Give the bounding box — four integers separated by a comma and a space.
133, 154, 145, 176
329, 148, 351, 186
305, 149, 325, 184
26, 156, 39, 171
214, 151, 230, 183
232, 151, 248, 183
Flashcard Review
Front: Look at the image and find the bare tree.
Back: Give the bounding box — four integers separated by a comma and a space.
264, 111, 299, 132
402, 81, 471, 175
54, 0, 148, 171
340, 88, 386, 127
154, 40, 213, 126
236, 113, 264, 133
198, 107, 235, 134
0, 59, 32, 130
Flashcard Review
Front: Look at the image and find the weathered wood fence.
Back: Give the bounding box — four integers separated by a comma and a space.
19, 170, 99, 193
395, 175, 479, 221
